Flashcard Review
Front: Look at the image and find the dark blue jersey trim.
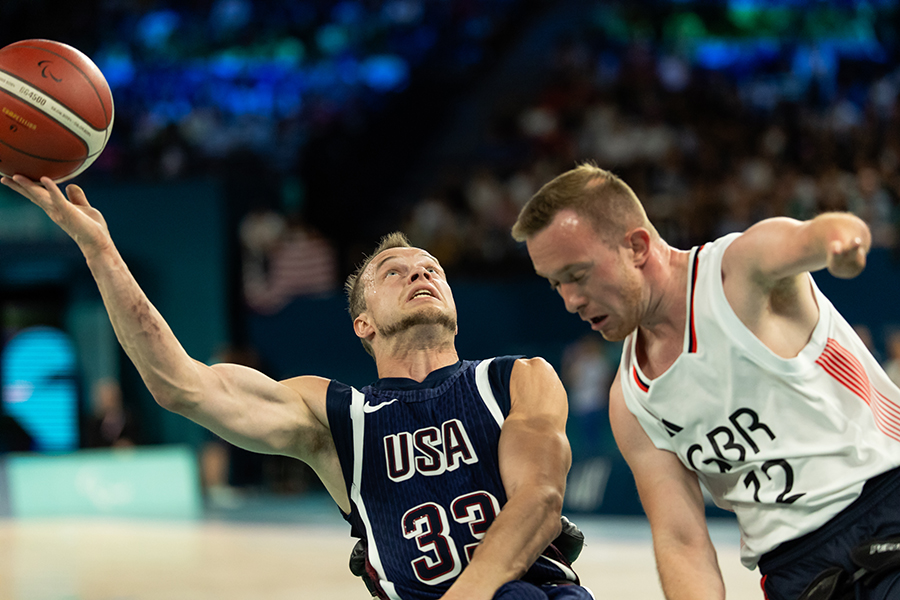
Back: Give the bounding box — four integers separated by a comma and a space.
369, 361, 464, 391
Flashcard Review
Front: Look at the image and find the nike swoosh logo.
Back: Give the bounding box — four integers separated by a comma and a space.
363, 398, 400, 413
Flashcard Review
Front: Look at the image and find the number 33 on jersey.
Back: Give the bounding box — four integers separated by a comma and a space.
327, 358, 579, 599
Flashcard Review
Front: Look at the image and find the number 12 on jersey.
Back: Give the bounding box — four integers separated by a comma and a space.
402, 491, 501, 585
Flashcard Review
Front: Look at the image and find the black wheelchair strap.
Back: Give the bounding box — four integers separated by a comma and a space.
850, 536, 900, 587
797, 567, 852, 600
798, 536, 900, 600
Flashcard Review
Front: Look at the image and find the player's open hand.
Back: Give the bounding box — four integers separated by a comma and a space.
1, 175, 112, 258
825, 237, 868, 279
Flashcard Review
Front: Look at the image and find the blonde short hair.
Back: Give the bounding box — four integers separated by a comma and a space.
512, 162, 657, 245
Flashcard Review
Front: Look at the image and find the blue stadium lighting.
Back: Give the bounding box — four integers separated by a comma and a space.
94, 47, 136, 90
2, 326, 79, 452
360, 55, 410, 92
135, 9, 181, 51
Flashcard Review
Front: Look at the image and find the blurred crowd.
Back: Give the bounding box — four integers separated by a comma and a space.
235, 0, 900, 312
400, 1, 900, 275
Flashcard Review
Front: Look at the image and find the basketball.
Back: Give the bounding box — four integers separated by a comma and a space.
0, 39, 114, 182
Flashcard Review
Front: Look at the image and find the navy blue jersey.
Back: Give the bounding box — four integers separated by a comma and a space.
327, 358, 578, 600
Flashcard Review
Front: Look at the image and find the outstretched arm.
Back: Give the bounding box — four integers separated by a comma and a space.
441, 357, 571, 600
2, 176, 343, 499
725, 213, 870, 285
610, 371, 724, 600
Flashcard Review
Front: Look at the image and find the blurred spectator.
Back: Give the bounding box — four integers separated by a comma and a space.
82, 378, 139, 448
463, 168, 521, 266
240, 204, 288, 306
850, 165, 897, 248
884, 328, 900, 388
404, 194, 466, 268
561, 334, 617, 459
201, 438, 238, 507
241, 211, 339, 314
853, 324, 881, 364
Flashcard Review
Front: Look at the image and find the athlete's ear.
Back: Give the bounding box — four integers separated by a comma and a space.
626, 228, 652, 266
354, 313, 375, 344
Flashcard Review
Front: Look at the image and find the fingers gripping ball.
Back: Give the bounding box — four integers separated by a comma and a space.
0, 39, 114, 182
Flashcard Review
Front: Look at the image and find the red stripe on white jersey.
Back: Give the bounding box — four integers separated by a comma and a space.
632, 366, 649, 392
816, 338, 900, 443
687, 245, 704, 354
817, 353, 870, 403
874, 388, 900, 421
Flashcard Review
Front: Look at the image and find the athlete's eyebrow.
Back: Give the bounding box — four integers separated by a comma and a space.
374, 254, 403, 274
538, 261, 591, 281
374, 252, 443, 275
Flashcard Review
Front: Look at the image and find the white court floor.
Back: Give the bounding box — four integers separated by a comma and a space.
0, 497, 764, 600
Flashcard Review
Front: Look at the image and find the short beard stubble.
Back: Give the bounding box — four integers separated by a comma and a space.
378, 310, 457, 348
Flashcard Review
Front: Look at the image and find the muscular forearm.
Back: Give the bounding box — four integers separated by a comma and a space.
87, 244, 203, 410
441, 486, 563, 600
655, 538, 725, 600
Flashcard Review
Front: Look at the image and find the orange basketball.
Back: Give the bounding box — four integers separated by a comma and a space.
0, 39, 114, 182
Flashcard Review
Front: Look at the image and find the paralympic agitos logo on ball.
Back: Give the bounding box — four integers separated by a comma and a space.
0, 38, 113, 182
37, 59, 63, 83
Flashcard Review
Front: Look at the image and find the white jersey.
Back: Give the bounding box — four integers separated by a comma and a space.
620, 232, 900, 568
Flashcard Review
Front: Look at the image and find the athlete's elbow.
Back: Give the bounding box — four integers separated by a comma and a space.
146, 367, 207, 414
151, 361, 214, 415
531, 484, 565, 534
548, 486, 565, 515
150, 385, 199, 415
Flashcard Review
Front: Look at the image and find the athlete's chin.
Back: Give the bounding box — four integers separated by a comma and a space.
599, 330, 629, 343
409, 305, 446, 320
596, 320, 637, 342
407, 306, 454, 328
381, 309, 458, 338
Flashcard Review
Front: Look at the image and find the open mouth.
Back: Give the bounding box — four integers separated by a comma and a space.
411, 290, 435, 300
589, 315, 607, 328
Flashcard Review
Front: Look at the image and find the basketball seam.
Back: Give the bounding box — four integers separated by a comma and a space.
9, 42, 111, 129
0, 135, 86, 163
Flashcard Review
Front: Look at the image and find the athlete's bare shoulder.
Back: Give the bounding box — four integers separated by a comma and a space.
279, 375, 332, 423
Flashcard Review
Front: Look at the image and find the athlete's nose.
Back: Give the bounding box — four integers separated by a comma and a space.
558, 282, 586, 314
409, 267, 432, 283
